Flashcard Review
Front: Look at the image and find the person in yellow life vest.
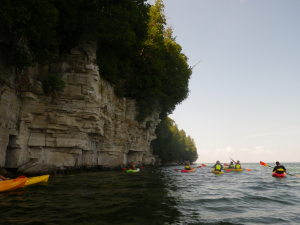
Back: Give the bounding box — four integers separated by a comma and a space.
228, 161, 234, 168
213, 160, 223, 172
235, 160, 242, 169
184, 161, 192, 170
273, 161, 286, 174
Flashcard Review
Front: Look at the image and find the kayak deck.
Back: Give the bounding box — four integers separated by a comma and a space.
224, 167, 243, 172
211, 169, 223, 174
0, 180, 20, 192
126, 168, 140, 173
181, 168, 195, 173
25, 175, 50, 186
0, 178, 28, 192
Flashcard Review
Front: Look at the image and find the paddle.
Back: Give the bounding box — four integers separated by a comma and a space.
202, 164, 207, 167
197, 166, 202, 168
260, 161, 300, 177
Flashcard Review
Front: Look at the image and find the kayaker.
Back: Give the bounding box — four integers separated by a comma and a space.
127, 162, 136, 170
0, 175, 9, 181
228, 161, 234, 168
273, 161, 286, 174
184, 162, 192, 170
213, 160, 223, 172
235, 160, 242, 169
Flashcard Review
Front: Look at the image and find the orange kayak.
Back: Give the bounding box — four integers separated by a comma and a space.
5, 178, 27, 191
0, 178, 27, 192
0, 180, 20, 192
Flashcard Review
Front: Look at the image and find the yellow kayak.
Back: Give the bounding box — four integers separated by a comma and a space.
224, 167, 243, 172
24, 175, 50, 186
211, 169, 223, 174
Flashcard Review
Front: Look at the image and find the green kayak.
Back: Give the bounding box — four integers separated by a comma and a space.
126, 168, 140, 173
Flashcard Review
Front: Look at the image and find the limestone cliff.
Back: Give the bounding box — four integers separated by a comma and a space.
0, 40, 161, 171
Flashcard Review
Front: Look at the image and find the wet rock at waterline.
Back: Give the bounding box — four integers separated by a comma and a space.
17, 162, 57, 176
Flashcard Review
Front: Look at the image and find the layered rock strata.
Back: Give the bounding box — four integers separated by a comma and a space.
0, 41, 161, 172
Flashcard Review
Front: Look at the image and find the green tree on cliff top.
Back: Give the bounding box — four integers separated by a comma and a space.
131, 0, 192, 122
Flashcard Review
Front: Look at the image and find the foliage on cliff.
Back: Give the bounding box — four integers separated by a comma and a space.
0, 0, 195, 161
0, 0, 59, 69
130, 0, 191, 122
152, 117, 198, 163
0, 0, 190, 122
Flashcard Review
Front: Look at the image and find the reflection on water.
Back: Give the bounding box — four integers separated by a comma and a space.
0, 168, 181, 225
1, 163, 300, 225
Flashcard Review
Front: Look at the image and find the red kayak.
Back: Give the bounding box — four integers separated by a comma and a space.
181, 168, 195, 173
272, 172, 286, 178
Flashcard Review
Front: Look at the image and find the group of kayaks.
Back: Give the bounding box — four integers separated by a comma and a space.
177, 167, 287, 178
127, 164, 288, 178
0, 175, 50, 193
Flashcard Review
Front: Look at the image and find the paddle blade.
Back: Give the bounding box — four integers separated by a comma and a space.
141, 166, 145, 169
246, 169, 251, 171
224, 164, 229, 166
197, 166, 202, 168
122, 168, 127, 170
260, 161, 268, 166
202, 164, 207, 167
174, 169, 180, 171
225, 169, 230, 172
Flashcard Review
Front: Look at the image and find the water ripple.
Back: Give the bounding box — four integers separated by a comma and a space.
1, 163, 300, 224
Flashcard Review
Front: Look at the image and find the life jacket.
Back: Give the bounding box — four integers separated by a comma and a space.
216, 164, 221, 171
229, 164, 234, 168
235, 164, 241, 169
275, 166, 285, 174
185, 166, 190, 170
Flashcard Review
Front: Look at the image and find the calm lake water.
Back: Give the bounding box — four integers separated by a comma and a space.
1, 163, 300, 225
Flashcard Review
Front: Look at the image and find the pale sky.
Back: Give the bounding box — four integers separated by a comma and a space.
153, 0, 300, 163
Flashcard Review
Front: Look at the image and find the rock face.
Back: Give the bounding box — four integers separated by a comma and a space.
0, 40, 161, 172
17, 162, 56, 176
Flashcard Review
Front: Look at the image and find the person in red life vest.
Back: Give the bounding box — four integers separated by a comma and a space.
273, 161, 286, 174
213, 160, 223, 172
235, 160, 242, 169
